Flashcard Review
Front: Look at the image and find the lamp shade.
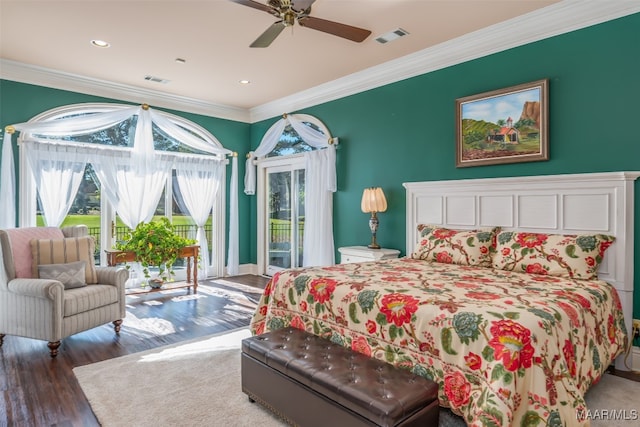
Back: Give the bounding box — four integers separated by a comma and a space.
361, 187, 387, 213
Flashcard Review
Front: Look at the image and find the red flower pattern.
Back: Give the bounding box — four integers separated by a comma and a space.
525, 263, 548, 275
380, 293, 419, 327
563, 339, 577, 377
436, 251, 453, 264
365, 320, 377, 334
308, 278, 337, 303
444, 371, 471, 407
599, 240, 613, 258
516, 233, 548, 248
464, 352, 482, 370
556, 301, 580, 328
433, 228, 457, 239
290, 315, 305, 330
352, 336, 372, 357
489, 319, 535, 372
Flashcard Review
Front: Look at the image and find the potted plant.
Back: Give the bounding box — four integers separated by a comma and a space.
114, 217, 197, 285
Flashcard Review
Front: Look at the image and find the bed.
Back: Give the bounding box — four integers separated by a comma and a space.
250, 172, 639, 427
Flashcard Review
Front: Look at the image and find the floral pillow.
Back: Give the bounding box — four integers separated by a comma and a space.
492, 231, 615, 280
411, 225, 498, 268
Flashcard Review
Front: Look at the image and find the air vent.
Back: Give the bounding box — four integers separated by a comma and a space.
375, 28, 410, 44
144, 75, 170, 84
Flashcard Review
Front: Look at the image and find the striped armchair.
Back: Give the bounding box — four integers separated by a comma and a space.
0, 225, 128, 357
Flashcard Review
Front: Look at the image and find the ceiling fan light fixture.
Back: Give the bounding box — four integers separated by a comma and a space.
283, 10, 295, 26
375, 28, 409, 44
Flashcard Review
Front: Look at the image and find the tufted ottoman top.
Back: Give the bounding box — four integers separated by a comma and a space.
242, 326, 439, 426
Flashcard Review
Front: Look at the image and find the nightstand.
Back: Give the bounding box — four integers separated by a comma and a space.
338, 246, 401, 264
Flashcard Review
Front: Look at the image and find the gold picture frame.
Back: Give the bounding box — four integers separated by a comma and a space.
456, 79, 549, 167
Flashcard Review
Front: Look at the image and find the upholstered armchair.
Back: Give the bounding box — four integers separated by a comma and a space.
0, 225, 128, 357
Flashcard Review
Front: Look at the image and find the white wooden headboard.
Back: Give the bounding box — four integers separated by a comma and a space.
403, 172, 640, 368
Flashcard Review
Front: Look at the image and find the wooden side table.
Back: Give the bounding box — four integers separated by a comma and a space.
338, 246, 400, 264
105, 245, 199, 294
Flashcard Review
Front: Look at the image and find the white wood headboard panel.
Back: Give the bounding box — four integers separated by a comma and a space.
404, 172, 640, 363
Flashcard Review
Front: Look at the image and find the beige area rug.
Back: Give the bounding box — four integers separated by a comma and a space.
74, 328, 640, 427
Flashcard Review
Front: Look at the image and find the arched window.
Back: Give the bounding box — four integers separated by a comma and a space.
265, 122, 319, 157
11, 103, 235, 279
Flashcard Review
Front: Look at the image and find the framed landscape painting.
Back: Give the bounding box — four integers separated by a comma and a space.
455, 79, 548, 167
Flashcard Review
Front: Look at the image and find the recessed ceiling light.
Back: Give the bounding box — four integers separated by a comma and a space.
91, 39, 111, 48
175, 58, 186, 64
239, 79, 251, 85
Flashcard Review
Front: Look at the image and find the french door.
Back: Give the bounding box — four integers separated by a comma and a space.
258, 157, 306, 276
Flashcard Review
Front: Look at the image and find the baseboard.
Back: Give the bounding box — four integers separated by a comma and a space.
223, 263, 258, 276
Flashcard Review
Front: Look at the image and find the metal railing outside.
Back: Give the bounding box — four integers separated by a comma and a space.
270, 221, 304, 243
88, 225, 213, 261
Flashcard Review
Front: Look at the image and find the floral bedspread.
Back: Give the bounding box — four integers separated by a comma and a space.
250, 258, 627, 427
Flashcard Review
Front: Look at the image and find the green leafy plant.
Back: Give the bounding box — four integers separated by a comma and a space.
114, 217, 196, 281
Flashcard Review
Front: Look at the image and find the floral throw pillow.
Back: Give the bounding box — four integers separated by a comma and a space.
492, 231, 615, 280
411, 225, 498, 268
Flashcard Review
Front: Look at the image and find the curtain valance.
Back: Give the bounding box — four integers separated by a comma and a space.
243, 113, 337, 195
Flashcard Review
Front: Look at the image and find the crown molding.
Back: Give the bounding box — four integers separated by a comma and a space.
0, 59, 251, 123
1, 1, 638, 124
249, 1, 640, 122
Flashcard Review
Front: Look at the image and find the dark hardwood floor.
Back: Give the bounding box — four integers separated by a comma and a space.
0, 274, 269, 427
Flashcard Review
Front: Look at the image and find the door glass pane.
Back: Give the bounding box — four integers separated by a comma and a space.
295, 169, 305, 267
268, 171, 292, 269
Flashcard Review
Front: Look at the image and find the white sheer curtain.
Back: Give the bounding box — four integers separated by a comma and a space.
23, 142, 87, 227
244, 119, 286, 195
91, 152, 173, 228
5, 104, 239, 275
174, 156, 223, 277
303, 148, 335, 266
227, 155, 239, 275
244, 113, 337, 267
0, 129, 16, 228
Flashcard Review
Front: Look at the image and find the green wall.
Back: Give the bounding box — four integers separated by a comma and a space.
0, 81, 253, 264
249, 13, 640, 318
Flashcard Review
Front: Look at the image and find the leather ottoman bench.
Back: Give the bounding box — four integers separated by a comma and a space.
241, 327, 440, 427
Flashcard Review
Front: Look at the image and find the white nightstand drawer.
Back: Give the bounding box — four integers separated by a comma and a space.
338, 246, 400, 264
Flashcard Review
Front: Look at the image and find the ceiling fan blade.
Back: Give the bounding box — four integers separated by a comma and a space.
229, 0, 276, 14
298, 16, 371, 43
250, 22, 286, 48
291, 0, 315, 12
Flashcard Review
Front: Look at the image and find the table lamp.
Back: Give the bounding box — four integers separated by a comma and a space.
361, 187, 387, 249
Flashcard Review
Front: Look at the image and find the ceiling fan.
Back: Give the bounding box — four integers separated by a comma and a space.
230, 0, 371, 48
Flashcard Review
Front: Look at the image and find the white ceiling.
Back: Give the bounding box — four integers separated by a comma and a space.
1, 1, 639, 122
